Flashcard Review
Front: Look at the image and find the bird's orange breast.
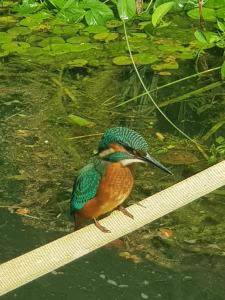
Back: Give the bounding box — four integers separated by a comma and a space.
78, 163, 134, 219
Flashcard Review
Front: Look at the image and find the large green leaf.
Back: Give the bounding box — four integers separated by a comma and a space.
152, 1, 174, 27
81, 0, 114, 25
57, 8, 86, 23
117, 0, 136, 21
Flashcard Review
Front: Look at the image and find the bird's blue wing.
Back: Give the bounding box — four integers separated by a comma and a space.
70, 161, 103, 213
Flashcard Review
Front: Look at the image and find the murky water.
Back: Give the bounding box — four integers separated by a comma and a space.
1, 210, 225, 300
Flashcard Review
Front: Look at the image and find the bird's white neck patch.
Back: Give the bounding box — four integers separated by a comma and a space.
120, 158, 145, 166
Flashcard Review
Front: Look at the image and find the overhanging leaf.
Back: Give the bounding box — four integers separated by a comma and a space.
81, 0, 114, 25
117, 0, 136, 21
152, 1, 174, 27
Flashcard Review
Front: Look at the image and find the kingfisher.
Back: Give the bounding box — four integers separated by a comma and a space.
70, 127, 172, 233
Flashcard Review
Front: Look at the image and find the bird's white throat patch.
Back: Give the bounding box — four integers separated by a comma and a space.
120, 158, 145, 166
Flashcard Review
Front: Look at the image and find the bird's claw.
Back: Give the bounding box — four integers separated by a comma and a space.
118, 206, 134, 219
94, 218, 111, 233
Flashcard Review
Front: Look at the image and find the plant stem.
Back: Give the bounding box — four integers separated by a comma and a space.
113, 66, 221, 109
122, 20, 208, 159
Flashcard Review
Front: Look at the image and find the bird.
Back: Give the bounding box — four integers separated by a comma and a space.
70, 127, 172, 233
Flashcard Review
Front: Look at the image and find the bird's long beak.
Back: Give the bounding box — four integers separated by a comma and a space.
140, 153, 173, 175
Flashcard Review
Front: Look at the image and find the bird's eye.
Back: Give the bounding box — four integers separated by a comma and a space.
124, 146, 133, 153
133, 150, 138, 156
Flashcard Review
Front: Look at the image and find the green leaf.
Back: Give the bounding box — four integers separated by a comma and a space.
217, 21, 225, 32
221, 60, 225, 80
117, 0, 136, 21
194, 30, 208, 43
0, 49, 9, 57
152, 1, 174, 27
38, 37, 65, 47
202, 120, 225, 141
43, 43, 92, 55
93, 32, 119, 42
81, 0, 114, 25
113, 53, 158, 65
151, 61, 179, 71
2, 42, 30, 53
203, 31, 220, 44
43, 43, 73, 55
47, 0, 64, 9
133, 53, 158, 64
7, 26, 31, 36
0, 32, 13, 43
67, 36, 90, 44
67, 59, 88, 67
0, 16, 16, 25
216, 136, 225, 144
66, 114, 94, 127
13, 0, 40, 15
187, 8, 217, 21
113, 56, 132, 65
216, 7, 225, 19
85, 25, 108, 33
70, 43, 93, 52
51, 23, 85, 35
205, 0, 225, 9
57, 8, 86, 23
85, 10, 101, 25
25, 46, 44, 56
19, 12, 49, 28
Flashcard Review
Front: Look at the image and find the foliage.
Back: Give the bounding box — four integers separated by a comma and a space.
152, 1, 174, 27
1, 0, 225, 140
209, 136, 225, 163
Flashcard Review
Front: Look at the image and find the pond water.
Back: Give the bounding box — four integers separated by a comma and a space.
1, 210, 225, 300
1, 1, 225, 299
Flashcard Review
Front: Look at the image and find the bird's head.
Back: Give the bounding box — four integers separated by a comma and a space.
98, 127, 172, 174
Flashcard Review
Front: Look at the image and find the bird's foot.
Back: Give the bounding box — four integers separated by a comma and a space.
118, 206, 134, 219
94, 218, 111, 233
